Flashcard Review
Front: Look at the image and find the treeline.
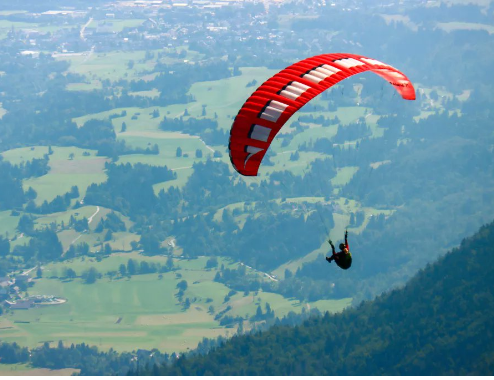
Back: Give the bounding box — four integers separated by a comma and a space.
139, 220, 494, 375
159, 116, 227, 145
25, 186, 79, 214
0, 156, 49, 210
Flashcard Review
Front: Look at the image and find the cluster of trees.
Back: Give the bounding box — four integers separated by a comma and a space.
331, 120, 371, 144
58, 255, 177, 283
94, 212, 127, 233
0, 156, 49, 210
84, 162, 175, 216
11, 229, 63, 264
118, 257, 174, 277
27, 341, 174, 375
25, 186, 80, 214
297, 114, 339, 127
159, 116, 227, 145
64, 242, 90, 259
214, 264, 262, 292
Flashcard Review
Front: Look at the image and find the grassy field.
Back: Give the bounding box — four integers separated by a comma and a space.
1, 146, 107, 205
0, 210, 21, 238
153, 167, 194, 192
0, 253, 351, 353
331, 166, 359, 187
66, 81, 103, 91
58, 50, 157, 82
0, 363, 79, 376
436, 21, 494, 34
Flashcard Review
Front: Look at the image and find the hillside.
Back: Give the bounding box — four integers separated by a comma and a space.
148, 220, 494, 375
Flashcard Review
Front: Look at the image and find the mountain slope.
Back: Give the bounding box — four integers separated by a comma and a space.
150, 220, 494, 375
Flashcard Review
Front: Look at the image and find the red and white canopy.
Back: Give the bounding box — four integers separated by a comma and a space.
229, 53, 416, 176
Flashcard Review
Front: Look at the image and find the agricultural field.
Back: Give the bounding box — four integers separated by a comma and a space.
0, 253, 352, 353
1, 146, 107, 204
0, 363, 79, 376
59, 50, 156, 83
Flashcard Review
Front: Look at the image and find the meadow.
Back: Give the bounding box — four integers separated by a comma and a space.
0, 363, 79, 376
1, 146, 107, 204
0, 253, 352, 353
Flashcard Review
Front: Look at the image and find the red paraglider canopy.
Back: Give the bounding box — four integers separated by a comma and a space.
228, 53, 416, 176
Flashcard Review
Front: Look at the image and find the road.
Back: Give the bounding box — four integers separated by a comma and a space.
67, 206, 100, 250
240, 262, 278, 282
80, 17, 93, 41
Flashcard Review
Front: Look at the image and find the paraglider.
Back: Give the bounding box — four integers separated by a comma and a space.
228, 53, 416, 176
326, 230, 352, 270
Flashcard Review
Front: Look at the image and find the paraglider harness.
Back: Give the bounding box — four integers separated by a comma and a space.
326, 230, 352, 270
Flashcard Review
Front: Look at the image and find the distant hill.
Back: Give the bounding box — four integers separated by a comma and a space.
147, 220, 494, 375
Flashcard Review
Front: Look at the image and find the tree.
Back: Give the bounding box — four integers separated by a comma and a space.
255, 305, 263, 320
127, 259, 137, 275
36, 266, 42, 278
64, 245, 76, 259
119, 264, 126, 277
290, 151, 300, 161
206, 257, 218, 269
166, 256, 174, 270
104, 230, 113, 241
121, 122, 127, 133
284, 269, 293, 279
177, 280, 188, 291
82, 267, 99, 284
0, 236, 10, 257
107, 270, 117, 280
104, 243, 112, 255
195, 149, 203, 158
17, 215, 34, 234
63, 267, 76, 279
25, 187, 37, 201
176, 147, 183, 157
